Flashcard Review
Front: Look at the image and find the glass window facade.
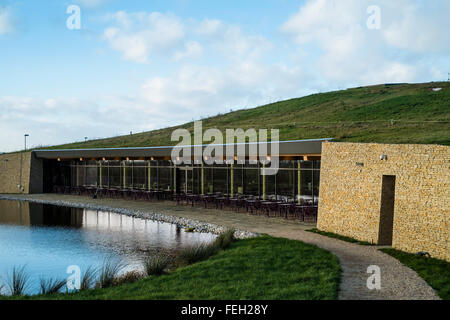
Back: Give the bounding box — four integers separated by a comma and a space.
56, 159, 320, 202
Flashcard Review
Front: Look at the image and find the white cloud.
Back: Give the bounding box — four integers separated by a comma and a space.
103, 11, 185, 63
139, 61, 307, 124
0, 95, 166, 152
218, 26, 272, 60
193, 19, 272, 60
98, 11, 293, 125
102, 12, 273, 64
195, 19, 223, 36
380, 1, 450, 53
0, 7, 13, 35
174, 41, 203, 61
280, 0, 450, 85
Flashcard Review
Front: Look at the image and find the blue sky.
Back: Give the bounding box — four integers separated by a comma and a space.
0, 0, 449, 152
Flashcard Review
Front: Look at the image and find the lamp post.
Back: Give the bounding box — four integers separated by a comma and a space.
24, 134, 29, 151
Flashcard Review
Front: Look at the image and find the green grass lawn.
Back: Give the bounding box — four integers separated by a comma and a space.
25, 82, 448, 153
18, 236, 341, 300
380, 248, 450, 300
307, 229, 374, 246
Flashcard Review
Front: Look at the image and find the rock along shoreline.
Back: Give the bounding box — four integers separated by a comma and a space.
0, 194, 259, 239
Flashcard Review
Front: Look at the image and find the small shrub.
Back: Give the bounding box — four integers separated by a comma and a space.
39, 278, 66, 295
7, 266, 30, 296
143, 253, 172, 276
97, 258, 125, 289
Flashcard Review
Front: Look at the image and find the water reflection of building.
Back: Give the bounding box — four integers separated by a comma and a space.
0, 201, 191, 248
0, 200, 83, 227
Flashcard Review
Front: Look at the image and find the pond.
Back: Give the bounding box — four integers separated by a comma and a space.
0, 200, 216, 295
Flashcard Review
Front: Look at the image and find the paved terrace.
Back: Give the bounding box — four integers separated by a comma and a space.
0, 194, 440, 300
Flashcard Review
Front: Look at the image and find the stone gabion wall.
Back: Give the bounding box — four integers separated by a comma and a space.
0, 152, 33, 194
317, 142, 449, 261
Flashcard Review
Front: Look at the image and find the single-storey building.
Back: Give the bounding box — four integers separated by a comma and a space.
0, 139, 448, 260
0, 139, 328, 202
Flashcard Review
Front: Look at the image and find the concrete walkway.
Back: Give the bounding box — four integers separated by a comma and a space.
0, 194, 440, 300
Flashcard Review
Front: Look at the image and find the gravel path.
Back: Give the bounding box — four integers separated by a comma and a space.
0, 194, 440, 300
268, 229, 440, 300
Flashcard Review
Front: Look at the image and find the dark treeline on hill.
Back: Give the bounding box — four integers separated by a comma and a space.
41, 82, 450, 150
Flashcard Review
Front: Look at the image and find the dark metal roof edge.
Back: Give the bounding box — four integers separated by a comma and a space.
32, 138, 334, 154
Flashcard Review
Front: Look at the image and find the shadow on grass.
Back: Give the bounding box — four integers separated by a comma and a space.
307, 229, 375, 246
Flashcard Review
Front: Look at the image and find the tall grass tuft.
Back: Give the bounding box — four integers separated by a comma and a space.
113, 270, 145, 286
7, 266, 30, 296
97, 257, 126, 289
213, 229, 236, 250
178, 229, 237, 265
178, 243, 219, 265
80, 266, 97, 291
39, 278, 66, 295
143, 253, 172, 276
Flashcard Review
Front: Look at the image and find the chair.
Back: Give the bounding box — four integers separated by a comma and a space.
244, 198, 260, 215
278, 202, 294, 219
304, 206, 318, 222
176, 193, 187, 205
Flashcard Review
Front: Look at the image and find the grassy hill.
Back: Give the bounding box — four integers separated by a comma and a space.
42, 82, 450, 150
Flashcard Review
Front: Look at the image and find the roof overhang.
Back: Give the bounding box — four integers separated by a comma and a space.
32, 139, 333, 160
